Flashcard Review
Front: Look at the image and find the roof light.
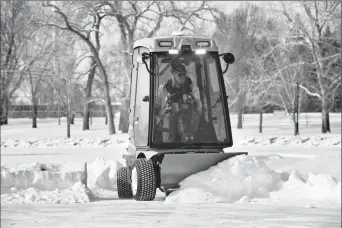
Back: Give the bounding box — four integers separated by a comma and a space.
169, 49, 179, 55
159, 41, 173, 47
172, 31, 184, 36
196, 41, 210, 47
195, 49, 206, 55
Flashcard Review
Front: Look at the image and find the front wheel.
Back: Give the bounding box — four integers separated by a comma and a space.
131, 159, 156, 201
117, 167, 133, 199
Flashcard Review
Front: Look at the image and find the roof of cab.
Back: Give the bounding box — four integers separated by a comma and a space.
133, 35, 219, 52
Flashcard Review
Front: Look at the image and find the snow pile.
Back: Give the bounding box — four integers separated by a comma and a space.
165, 155, 341, 208
1, 135, 129, 148
87, 158, 122, 191
279, 155, 341, 181
1, 181, 92, 204
1, 158, 123, 204
235, 135, 341, 147
1, 163, 84, 193
268, 171, 341, 208
165, 155, 283, 204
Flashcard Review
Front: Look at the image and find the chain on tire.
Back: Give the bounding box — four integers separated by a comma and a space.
117, 167, 133, 199
133, 159, 157, 201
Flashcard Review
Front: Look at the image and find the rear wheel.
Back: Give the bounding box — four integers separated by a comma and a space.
132, 159, 156, 201
117, 167, 133, 199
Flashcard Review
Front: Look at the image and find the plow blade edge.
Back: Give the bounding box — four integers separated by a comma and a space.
160, 152, 247, 190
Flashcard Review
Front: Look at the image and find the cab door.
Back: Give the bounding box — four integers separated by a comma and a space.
128, 48, 139, 146
134, 47, 150, 147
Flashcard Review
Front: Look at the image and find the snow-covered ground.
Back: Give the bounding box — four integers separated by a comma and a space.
1, 113, 341, 227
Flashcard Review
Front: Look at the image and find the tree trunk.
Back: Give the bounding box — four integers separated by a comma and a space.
67, 111, 71, 138
83, 103, 90, 129
119, 98, 130, 133
119, 55, 131, 133
294, 82, 299, 136
94, 57, 115, 135
294, 119, 299, 135
70, 112, 75, 124
321, 99, 330, 133
82, 58, 96, 131
326, 112, 330, 132
236, 88, 245, 129
259, 111, 263, 133
90, 106, 92, 125
32, 98, 37, 128
237, 108, 243, 129
293, 110, 299, 136
0, 96, 9, 125
58, 104, 61, 125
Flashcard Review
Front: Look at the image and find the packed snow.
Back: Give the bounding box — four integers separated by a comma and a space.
1, 113, 341, 227
165, 155, 283, 204
165, 154, 341, 208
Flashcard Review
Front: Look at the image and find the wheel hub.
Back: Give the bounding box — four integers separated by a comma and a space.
131, 167, 138, 196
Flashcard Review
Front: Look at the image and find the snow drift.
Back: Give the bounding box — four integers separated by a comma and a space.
165, 155, 341, 208
1, 182, 92, 204
1, 158, 123, 204
1, 155, 340, 207
165, 155, 282, 204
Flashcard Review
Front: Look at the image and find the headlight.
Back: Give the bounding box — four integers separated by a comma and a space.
168, 49, 179, 55
195, 49, 206, 55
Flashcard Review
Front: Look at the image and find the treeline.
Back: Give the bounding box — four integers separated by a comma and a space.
1, 1, 341, 135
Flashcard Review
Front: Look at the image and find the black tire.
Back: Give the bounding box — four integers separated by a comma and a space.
133, 159, 157, 201
117, 167, 133, 199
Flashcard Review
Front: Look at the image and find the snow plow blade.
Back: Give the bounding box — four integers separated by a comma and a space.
160, 152, 247, 190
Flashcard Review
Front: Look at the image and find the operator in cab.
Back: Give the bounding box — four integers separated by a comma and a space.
155, 60, 203, 142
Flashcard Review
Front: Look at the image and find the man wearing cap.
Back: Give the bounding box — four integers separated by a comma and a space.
155, 61, 202, 142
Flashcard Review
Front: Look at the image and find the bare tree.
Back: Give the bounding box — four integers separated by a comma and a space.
280, 1, 341, 133
214, 3, 266, 129
41, 2, 116, 135
26, 48, 53, 128
0, 0, 34, 125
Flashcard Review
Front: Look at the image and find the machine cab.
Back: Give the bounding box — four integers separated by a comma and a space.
129, 35, 234, 150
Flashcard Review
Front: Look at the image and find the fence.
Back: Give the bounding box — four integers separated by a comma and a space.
8, 104, 121, 119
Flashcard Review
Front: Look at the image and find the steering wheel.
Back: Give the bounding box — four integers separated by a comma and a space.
156, 92, 197, 129
166, 92, 196, 106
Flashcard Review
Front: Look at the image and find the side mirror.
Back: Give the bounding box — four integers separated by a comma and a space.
137, 52, 152, 74
223, 53, 235, 64
220, 52, 235, 74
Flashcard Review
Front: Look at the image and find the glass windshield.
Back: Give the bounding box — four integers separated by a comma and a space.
152, 52, 229, 145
